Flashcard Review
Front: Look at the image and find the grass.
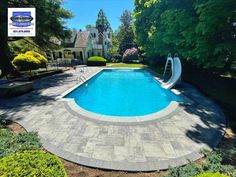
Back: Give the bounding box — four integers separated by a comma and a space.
106, 62, 148, 68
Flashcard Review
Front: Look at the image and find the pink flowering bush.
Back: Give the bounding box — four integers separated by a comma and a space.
123, 48, 139, 63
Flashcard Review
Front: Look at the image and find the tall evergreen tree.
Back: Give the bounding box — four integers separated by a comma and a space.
117, 10, 135, 54
96, 9, 111, 32
0, 0, 73, 77
96, 9, 111, 56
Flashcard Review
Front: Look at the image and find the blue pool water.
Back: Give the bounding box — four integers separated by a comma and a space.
65, 69, 182, 116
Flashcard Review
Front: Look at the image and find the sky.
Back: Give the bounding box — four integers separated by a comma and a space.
62, 0, 134, 31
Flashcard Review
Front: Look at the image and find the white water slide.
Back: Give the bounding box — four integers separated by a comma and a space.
162, 55, 182, 89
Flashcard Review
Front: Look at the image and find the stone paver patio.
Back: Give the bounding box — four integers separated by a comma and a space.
0, 67, 226, 171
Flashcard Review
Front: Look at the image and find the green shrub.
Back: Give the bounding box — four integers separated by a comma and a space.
123, 48, 139, 63
0, 128, 41, 158
12, 53, 41, 71
25, 51, 48, 68
165, 163, 203, 177
0, 150, 67, 177
111, 53, 122, 63
193, 172, 229, 177
0, 119, 7, 128
164, 150, 236, 177
87, 56, 107, 66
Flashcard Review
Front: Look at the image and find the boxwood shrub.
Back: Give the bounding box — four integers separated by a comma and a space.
0, 150, 67, 177
193, 173, 229, 177
87, 56, 107, 66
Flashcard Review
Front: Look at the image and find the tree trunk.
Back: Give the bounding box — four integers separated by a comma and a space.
223, 56, 233, 73
0, 0, 19, 77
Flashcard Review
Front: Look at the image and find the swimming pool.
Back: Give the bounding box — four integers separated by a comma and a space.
65, 69, 182, 116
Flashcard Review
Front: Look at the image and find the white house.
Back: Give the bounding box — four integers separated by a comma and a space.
49, 27, 112, 64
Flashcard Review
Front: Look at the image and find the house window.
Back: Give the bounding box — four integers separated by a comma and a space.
97, 52, 101, 56
104, 42, 107, 45
108, 33, 111, 39
94, 33, 96, 38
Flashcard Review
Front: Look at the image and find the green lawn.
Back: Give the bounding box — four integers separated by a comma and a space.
106, 63, 147, 68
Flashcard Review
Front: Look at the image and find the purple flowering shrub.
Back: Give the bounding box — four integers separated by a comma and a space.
123, 48, 139, 63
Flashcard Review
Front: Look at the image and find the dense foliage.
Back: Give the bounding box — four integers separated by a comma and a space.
0, 0, 73, 76
12, 54, 41, 71
0, 150, 67, 177
25, 51, 48, 68
0, 128, 41, 158
111, 54, 122, 63
123, 48, 139, 63
107, 31, 120, 60
117, 10, 136, 54
133, 0, 236, 69
87, 56, 107, 66
96, 9, 111, 32
12, 51, 48, 71
193, 173, 229, 177
164, 150, 236, 177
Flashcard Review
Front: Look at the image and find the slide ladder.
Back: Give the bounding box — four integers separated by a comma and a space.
163, 54, 173, 79
162, 54, 182, 89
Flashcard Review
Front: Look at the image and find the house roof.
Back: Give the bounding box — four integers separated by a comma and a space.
61, 30, 77, 48
74, 31, 90, 48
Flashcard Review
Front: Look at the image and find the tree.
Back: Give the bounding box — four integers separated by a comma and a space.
117, 10, 135, 54
0, 0, 19, 77
96, 9, 111, 33
85, 25, 94, 30
0, 0, 73, 77
194, 0, 236, 69
133, 0, 236, 69
107, 30, 120, 59
95, 9, 111, 56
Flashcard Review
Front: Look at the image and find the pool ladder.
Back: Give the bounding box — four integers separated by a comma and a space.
76, 75, 87, 84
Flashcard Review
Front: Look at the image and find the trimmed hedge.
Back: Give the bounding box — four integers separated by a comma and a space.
25, 51, 48, 68
0, 150, 67, 177
12, 53, 41, 71
193, 173, 229, 177
87, 56, 107, 66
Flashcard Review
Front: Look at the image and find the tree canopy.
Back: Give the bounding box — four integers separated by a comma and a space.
96, 9, 111, 32
133, 0, 236, 69
117, 10, 136, 54
0, 0, 73, 77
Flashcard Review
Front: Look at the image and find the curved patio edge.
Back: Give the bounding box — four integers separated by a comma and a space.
2, 67, 226, 172
9, 112, 225, 172
62, 99, 181, 124
9, 120, 202, 171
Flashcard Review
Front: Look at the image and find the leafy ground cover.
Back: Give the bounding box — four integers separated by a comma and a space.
0, 120, 67, 177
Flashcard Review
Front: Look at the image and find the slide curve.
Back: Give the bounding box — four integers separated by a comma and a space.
162, 57, 182, 89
